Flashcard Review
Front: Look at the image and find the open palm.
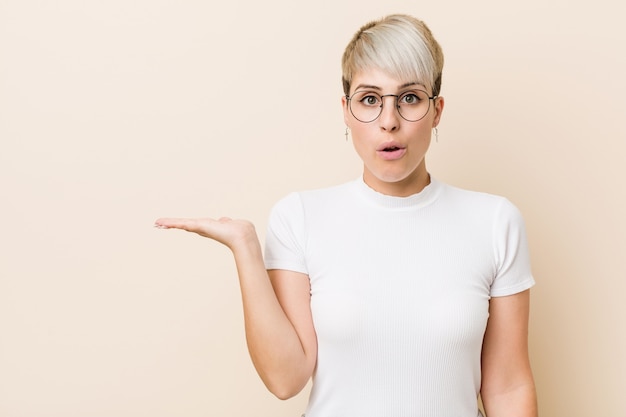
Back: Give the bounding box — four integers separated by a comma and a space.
154, 217, 257, 250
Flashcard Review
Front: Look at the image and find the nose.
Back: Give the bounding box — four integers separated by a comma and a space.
378, 95, 400, 132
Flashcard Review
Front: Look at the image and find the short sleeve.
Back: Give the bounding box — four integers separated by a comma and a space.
264, 192, 308, 274
490, 198, 536, 297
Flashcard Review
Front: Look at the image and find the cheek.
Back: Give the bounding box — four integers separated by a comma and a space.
348, 128, 372, 161
411, 122, 435, 142
348, 122, 372, 141
347, 125, 373, 155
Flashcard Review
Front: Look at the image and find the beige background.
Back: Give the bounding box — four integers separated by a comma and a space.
1, 0, 624, 416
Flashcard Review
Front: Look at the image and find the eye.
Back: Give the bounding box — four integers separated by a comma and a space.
355, 92, 381, 106
364, 96, 378, 105
400, 92, 422, 105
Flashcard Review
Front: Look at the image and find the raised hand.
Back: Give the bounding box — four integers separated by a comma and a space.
154, 217, 258, 251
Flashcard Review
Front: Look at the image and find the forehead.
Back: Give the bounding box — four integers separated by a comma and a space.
350, 67, 426, 93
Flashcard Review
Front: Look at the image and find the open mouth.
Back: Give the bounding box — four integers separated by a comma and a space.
377, 143, 406, 160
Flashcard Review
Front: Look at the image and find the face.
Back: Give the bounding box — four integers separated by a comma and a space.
342, 68, 444, 197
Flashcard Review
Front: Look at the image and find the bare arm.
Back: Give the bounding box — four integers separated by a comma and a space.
154, 217, 317, 399
480, 289, 538, 417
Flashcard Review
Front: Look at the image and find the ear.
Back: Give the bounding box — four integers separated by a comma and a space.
341, 95, 350, 125
432, 96, 445, 127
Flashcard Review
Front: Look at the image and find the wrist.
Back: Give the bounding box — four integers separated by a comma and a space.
230, 224, 262, 257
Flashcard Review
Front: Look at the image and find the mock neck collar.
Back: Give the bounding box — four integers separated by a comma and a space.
353, 174, 442, 210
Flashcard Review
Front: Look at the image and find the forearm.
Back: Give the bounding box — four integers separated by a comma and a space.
231, 237, 314, 399
481, 379, 537, 417
480, 290, 537, 417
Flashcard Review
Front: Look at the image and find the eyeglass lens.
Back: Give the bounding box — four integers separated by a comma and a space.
349, 90, 432, 123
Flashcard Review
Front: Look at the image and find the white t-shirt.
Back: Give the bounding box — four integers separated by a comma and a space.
264, 177, 535, 417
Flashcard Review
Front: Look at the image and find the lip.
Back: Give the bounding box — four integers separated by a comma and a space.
376, 141, 407, 161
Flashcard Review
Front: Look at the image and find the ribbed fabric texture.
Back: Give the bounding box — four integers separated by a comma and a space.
265, 177, 534, 417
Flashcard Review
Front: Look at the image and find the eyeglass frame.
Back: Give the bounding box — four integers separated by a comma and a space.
345, 89, 439, 123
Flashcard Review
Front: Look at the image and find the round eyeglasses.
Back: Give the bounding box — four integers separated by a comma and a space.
346, 89, 438, 123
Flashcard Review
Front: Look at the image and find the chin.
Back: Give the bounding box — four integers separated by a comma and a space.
378, 168, 417, 183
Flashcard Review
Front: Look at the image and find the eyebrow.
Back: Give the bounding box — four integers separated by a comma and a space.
352, 81, 425, 91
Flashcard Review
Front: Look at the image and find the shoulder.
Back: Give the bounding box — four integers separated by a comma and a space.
265, 180, 360, 255
439, 181, 508, 206
435, 181, 521, 219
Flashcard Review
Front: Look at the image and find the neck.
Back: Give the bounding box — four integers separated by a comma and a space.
362, 168, 431, 197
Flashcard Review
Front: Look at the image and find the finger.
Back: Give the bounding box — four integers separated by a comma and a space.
154, 217, 204, 231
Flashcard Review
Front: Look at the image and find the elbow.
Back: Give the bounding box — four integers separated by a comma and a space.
271, 388, 299, 401
252, 352, 315, 400
264, 377, 308, 400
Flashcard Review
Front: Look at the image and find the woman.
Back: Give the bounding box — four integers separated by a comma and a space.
155, 14, 538, 417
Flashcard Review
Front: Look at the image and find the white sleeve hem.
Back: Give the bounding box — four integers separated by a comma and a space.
490, 276, 535, 297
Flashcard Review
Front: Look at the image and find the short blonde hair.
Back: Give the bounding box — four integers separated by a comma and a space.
341, 14, 444, 96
